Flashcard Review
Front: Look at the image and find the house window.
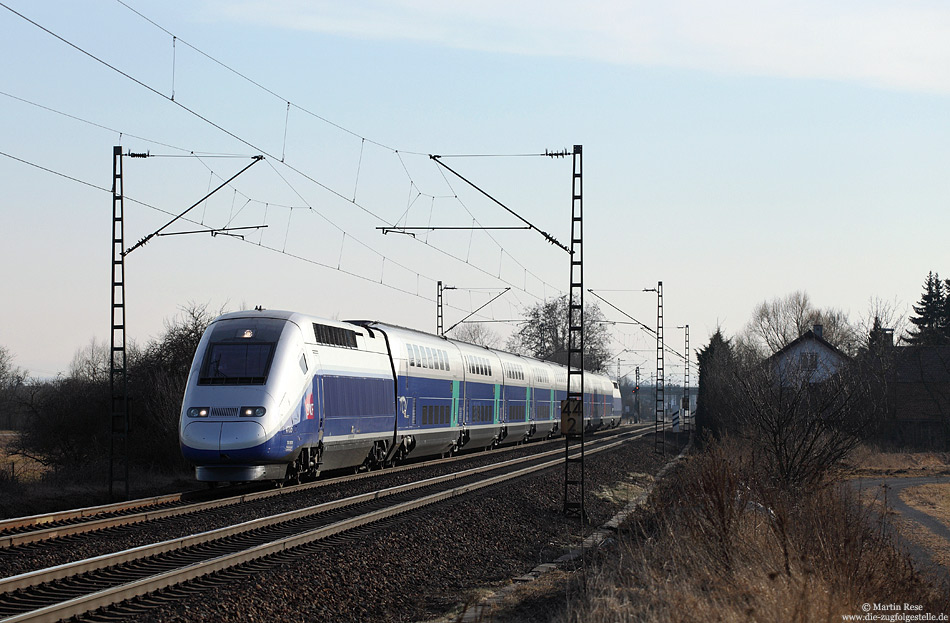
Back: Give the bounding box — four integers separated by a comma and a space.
800, 352, 818, 371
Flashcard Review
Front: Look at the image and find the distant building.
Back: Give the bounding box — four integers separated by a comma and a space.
767, 324, 851, 386
882, 345, 950, 448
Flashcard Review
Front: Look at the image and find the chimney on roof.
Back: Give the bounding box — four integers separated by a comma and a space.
813, 324, 823, 338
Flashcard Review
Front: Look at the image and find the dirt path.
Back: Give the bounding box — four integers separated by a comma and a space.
852, 476, 950, 584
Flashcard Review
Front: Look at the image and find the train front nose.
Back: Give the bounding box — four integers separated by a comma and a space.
180, 419, 269, 456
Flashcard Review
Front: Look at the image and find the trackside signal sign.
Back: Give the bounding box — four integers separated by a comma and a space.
560, 398, 583, 436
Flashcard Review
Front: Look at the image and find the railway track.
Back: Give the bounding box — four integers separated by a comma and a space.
0, 423, 647, 550
0, 425, 652, 623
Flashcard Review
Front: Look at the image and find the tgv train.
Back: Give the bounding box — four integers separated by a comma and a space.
179, 310, 622, 483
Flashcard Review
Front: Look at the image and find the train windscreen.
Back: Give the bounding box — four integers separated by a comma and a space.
198, 318, 285, 385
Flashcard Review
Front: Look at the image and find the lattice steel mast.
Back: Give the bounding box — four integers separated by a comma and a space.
110, 146, 129, 500
563, 145, 586, 520
654, 281, 665, 454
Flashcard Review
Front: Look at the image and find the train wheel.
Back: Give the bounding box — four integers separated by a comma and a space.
289, 461, 302, 486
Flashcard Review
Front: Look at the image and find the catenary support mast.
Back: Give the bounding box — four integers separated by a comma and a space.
110, 146, 130, 500
563, 145, 586, 520
654, 281, 665, 454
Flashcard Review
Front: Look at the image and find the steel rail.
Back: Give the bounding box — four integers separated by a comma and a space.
1, 423, 649, 549
0, 426, 647, 594
3, 430, 649, 623
0, 493, 185, 534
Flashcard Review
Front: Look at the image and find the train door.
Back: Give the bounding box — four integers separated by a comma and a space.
309, 349, 325, 444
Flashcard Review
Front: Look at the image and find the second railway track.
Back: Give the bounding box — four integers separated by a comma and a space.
1, 426, 654, 623
0, 424, 647, 551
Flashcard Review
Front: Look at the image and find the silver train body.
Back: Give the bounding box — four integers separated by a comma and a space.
179, 310, 622, 482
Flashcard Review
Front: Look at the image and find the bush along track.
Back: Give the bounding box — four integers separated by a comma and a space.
526, 439, 950, 623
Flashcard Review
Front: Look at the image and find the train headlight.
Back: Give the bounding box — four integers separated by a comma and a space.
240, 406, 266, 417
187, 407, 209, 418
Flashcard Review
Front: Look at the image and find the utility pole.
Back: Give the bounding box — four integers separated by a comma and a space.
635, 365, 640, 423
683, 324, 690, 440
656, 281, 664, 454
107, 147, 264, 500
644, 282, 664, 454
563, 144, 586, 521
110, 146, 129, 500
437, 281, 444, 337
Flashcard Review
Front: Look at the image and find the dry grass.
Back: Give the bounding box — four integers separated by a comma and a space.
899, 484, 950, 569
839, 445, 950, 479
0, 431, 48, 483
0, 449, 193, 519
902, 484, 950, 522
547, 440, 950, 622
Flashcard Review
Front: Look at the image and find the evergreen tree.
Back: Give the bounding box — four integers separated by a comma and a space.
944, 278, 950, 342
867, 315, 886, 350
905, 271, 948, 345
695, 329, 735, 440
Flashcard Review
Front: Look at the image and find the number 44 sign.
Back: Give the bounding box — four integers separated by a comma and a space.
560, 398, 583, 436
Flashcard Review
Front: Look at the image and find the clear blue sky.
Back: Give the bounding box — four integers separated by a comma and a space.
1, 1, 947, 379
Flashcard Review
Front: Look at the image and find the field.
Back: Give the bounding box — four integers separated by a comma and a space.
0, 431, 47, 484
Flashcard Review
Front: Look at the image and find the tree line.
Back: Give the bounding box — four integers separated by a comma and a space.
0, 305, 215, 479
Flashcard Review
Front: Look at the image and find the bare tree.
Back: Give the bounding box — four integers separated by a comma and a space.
505, 295, 611, 372
742, 291, 859, 356
858, 296, 907, 346
0, 346, 26, 429
449, 322, 500, 348
726, 355, 877, 487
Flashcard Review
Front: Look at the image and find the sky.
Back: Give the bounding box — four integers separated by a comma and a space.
1, 1, 947, 381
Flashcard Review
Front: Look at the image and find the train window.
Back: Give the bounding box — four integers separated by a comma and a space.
443, 351, 450, 371
414, 345, 424, 368
299, 353, 308, 374
407, 345, 416, 367
200, 343, 274, 385
312, 323, 358, 348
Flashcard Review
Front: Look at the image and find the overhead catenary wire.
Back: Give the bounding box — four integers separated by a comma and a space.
2, 2, 569, 313
1, 149, 518, 326
9, 6, 563, 304
0, 90, 248, 157
113, 0, 567, 300
587, 289, 688, 362
114, 0, 424, 156
430, 155, 570, 254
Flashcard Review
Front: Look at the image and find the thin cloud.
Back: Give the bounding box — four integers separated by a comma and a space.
210, 0, 950, 94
